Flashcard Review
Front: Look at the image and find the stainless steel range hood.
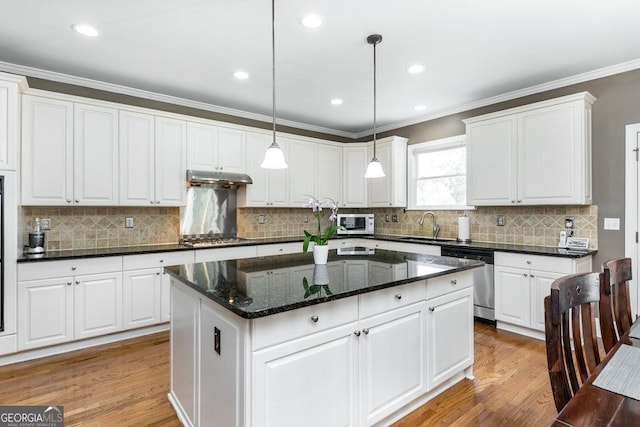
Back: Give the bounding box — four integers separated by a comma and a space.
186, 169, 253, 187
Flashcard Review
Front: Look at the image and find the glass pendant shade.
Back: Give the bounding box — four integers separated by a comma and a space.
364, 158, 385, 178
261, 141, 288, 169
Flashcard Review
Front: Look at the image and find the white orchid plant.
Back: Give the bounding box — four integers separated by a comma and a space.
302, 195, 343, 253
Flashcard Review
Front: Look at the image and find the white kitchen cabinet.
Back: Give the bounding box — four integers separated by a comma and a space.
359, 302, 427, 426
120, 114, 187, 206
74, 103, 119, 205
187, 122, 246, 173
21, 95, 74, 205
342, 144, 368, 207
465, 92, 595, 206
0, 75, 24, 170
494, 252, 592, 339
122, 269, 162, 329
239, 132, 289, 207
288, 138, 317, 204
426, 286, 473, 389
317, 143, 343, 203
17, 257, 123, 350
367, 136, 408, 207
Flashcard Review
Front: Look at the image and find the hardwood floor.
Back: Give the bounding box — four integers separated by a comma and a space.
0, 322, 557, 426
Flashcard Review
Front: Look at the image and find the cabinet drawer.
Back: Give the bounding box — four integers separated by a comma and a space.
359, 281, 426, 319
386, 242, 441, 256
252, 296, 358, 350
256, 242, 301, 257
495, 252, 573, 274
426, 270, 473, 300
18, 256, 123, 281
194, 246, 257, 262
123, 250, 194, 270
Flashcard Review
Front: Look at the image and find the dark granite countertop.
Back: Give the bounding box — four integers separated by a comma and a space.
165, 248, 483, 319
17, 234, 595, 263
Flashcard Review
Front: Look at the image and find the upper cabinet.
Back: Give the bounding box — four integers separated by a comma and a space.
0, 74, 25, 170
342, 144, 368, 208
187, 122, 246, 173
465, 92, 595, 206
367, 136, 408, 207
288, 138, 317, 205
239, 132, 289, 207
317, 143, 342, 204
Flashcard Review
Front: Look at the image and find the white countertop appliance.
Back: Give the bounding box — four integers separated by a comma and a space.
336, 213, 374, 235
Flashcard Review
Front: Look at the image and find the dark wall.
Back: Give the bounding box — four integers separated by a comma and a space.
379, 68, 640, 268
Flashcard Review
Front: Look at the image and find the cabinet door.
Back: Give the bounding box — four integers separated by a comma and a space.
0, 80, 19, 170
267, 137, 289, 206
123, 268, 161, 329
518, 101, 586, 204
217, 127, 246, 173
426, 287, 473, 389
155, 117, 187, 206
288, 139, 316, 205
200, 303, 240, 427
466, 115, 517, 205
21, 95, 74, 205
18, 277, 73, 350
74, 272, 123, 339
241, 132, 289, 207
359, 302, 427, 426
119, 110, 155, 206
530, 270, 563, 332
367, 141, 393, 207
161, 270, 171, 322
74, 103, 119, 205
252, 322, 359, 427
187, 121, 217, 171
317, 144, 342, 203
494, 266, 530, 327
342, 145, 368, 207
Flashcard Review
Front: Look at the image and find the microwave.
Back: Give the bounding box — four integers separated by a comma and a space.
337, 213, 374, 235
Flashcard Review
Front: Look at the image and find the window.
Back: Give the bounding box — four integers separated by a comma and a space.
408, 135, 470, 209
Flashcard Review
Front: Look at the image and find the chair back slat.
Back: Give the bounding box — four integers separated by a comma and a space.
604, 258, 634, 340
599, 267, 617, 353
545, 272, 604, 412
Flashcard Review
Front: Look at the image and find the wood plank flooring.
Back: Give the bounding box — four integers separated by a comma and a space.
0, 322, 557, 426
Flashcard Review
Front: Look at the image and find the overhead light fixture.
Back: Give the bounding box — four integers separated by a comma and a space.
364, 34, 385, 179
407, 64, 425, 74
414, 105, 427, 111
300, 14, 324, 29
233, 71, 249, 80
330, 98, 343, 105
71, 23, 99, 37
261, 0, 288, 169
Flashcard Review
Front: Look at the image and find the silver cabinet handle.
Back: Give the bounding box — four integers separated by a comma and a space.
156, 272, 161, 276
429, 307, 435, 312
450, 279, 457, 285
524, 273, 529, 277
526, 260, 532, 264
75, 200, 79, 203
511, 200, 516, 203
395, 294, 402, 300
66, 199, 72, 203
71, 266, 77, 271
75, 280, 80, 285
67, 281, 72, 286
354, 330, 361, 336
530, 274, 535, 278
150, 201, 154, 204
362, 328, 369, 335
310, 315, 319, 323
159, 259, 164, 263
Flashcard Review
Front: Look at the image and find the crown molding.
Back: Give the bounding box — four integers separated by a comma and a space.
0, 61, 357, 139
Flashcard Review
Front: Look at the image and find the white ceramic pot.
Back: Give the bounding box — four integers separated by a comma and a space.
313, 244, 329, 265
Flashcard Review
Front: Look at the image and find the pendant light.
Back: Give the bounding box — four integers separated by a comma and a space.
364, 34, 385, 178
261, 0, 288, 169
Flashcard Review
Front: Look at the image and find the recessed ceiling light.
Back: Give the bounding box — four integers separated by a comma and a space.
407, 64, 425, 74
300, 14, 324, 29
233, 71, 249, 80
414, 105, 427, 111
71, 23, 99, 37
330, 98, 343, 105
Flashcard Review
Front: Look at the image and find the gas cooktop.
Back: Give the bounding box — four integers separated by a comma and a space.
179, 236, 253, 248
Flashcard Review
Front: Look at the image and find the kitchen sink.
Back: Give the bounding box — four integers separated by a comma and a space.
398, 236, 454, 243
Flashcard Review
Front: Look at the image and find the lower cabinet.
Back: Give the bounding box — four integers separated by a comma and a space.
122, 268, 162, 329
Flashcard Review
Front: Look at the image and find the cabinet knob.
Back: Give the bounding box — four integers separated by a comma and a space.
75, 280, 80, 285
71, 266, 77, 271
526, 260, 531, 265
67, 199, 72, 203
310, 315, 319, 323
517, 200, 522, 203
511, 200, 516, 204
362, 328, 369, 335
354, 330, 361, 337
159, 259, 164, 263
150, 201, 154, 204
156, 201, 160, 204
429, 307, 435, 312
450, 279, 457, 285
395, 294, 402, 300
530, 274, 535, 278
524, 273, 529, 277
156, 272, 161, 276
75, 200, 79, 203
67, 281, 72, 286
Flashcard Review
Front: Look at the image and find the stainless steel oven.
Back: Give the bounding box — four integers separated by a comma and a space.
336, 213, 374, 235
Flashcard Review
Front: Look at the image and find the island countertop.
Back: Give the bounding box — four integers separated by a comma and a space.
165, 247, 483, 319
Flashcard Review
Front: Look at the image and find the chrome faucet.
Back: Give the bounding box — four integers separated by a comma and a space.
419, 211, 440, 239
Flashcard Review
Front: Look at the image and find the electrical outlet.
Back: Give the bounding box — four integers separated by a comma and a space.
565, 217, 575, 229
258, 215, 266, 224
125, 217, 134, 228
304, 215, 308, 223
391, 215, 398, 222
497, 216, 505, 226
385, 215, 390, 222
41, 218, 51, 230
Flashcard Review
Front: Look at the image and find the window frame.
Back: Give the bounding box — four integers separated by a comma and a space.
407, 134, 475, 210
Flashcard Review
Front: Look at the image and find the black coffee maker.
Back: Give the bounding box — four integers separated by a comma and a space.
25, 217, 45, 255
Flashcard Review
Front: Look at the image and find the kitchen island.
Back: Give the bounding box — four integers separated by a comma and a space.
166, 248, 483, 427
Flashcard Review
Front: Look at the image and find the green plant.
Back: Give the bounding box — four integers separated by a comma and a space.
302, 195, 342, 253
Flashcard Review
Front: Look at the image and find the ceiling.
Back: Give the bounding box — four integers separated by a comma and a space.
2, 0, 640, 138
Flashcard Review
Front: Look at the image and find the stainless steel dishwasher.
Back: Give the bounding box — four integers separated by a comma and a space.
441, 246, 495, 323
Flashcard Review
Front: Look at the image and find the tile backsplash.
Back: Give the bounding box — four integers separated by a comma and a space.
21, 205, 597, 251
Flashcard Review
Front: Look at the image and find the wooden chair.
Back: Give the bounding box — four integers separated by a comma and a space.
602, 258, 634, 345
544, 272, 603, 412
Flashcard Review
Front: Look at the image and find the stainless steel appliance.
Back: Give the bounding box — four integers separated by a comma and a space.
336, 213, 374, 235
441, 246, 495, 322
